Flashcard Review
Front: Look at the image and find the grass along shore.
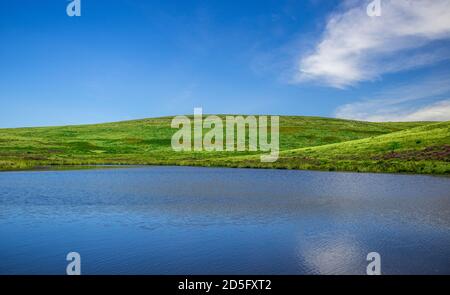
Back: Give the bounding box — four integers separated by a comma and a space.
0, 116, 448, 174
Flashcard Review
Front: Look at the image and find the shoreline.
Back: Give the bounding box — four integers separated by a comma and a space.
1, 163, 449, 177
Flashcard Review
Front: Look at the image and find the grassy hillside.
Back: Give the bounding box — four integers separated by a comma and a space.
0, 116, 448, 174
218, 121, 450, 174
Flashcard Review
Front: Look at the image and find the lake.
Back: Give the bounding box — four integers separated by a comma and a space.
0, 166, 449, 274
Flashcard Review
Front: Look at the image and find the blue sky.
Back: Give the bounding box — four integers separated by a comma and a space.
1, 0, 450, 127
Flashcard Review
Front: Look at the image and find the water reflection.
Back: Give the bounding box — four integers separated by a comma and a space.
0, 167, 449, 274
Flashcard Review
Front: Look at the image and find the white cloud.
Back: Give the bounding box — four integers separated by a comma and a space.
400, 100, 450, 121
334, 74, 450, 121
297, 0, 450, 88
337, 99, 450, 122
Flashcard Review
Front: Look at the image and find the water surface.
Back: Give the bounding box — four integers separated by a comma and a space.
0, 166, 449, 274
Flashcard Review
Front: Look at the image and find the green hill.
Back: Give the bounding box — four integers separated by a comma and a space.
220, 121, 450, 174
0, 116, 448, 174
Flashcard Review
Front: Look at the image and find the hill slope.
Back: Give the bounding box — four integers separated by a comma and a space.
0, 116, 448, 174
219, 121, 450, 174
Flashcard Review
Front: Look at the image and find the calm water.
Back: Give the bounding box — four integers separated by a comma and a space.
0, 166, 449, 274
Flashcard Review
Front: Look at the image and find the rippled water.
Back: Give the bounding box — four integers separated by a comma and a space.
0, 166, 449, 274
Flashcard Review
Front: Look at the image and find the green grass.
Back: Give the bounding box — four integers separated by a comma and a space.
0, 116, 448, 174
